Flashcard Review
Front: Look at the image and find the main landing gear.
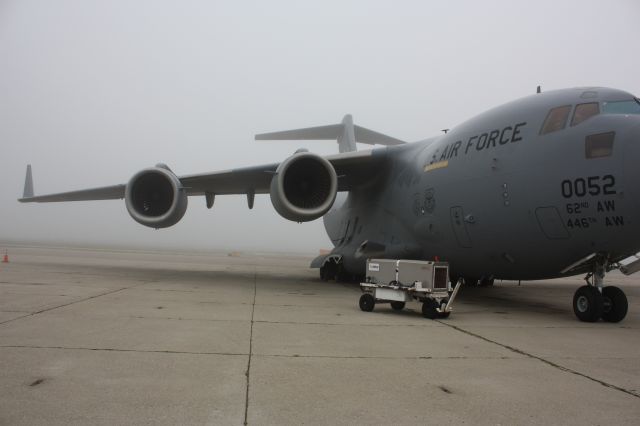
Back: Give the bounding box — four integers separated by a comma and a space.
319, 256, 353, 283
573, 256, 628, 323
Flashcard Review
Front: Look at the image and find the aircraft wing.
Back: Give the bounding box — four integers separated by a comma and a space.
182, 149, 381, 196
19, 149, 386, 203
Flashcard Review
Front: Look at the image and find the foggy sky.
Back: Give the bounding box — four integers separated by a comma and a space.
1, 0, 639, 254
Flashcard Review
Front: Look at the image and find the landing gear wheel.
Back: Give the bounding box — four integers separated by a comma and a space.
390, 301, 405, 311
335, 264, 351, 283
601, 286, 628, 323
359, 293, 375, 312
319, 265, 329, 281
320, 260, 337, 281
438, 299, 451, 319
480, 277, 494, 287
422, 299, 439, 319
573, 285, 604, 322
464, 277, 478, 286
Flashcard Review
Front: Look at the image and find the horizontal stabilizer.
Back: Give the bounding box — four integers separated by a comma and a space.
353, 126, 405, 147
256, 124, 343, 141
256, 114, 405, 153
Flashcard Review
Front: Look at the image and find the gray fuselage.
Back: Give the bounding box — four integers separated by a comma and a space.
324, 87, 640, 281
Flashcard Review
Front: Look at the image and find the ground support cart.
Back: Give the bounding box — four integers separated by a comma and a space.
358, 259, 462, 319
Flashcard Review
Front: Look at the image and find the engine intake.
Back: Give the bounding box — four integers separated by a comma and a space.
125, 166, 188, 228
270, 152, 338, 222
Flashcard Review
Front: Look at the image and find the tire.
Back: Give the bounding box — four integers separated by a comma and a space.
422, 299, 439, 319
319, 266, 328, 281
573, 285, 604, 322
336, 264, 351, 283
359, 293, 375, 312
480, 277, 494, 287
438, 299, 451, 319
602, 286, 628, 323
390, 301, 405, 311
321, 261, 336, 281
464, 277, 478, 286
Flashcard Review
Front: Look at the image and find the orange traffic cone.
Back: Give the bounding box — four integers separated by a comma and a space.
2, 250, 8, 263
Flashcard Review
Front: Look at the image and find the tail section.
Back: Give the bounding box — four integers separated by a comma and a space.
255, 114, 405, 153
338, 114, 357, 153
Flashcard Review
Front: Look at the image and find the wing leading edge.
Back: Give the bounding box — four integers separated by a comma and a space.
18, 149, 387, 204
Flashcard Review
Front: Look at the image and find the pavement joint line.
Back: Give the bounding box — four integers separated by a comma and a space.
254, 353, 518, 360
243, 269, 257, 426
0, 345, 521, 361
0, 275, 177, 327
252, 320, 445, 327
127, 316, 248, 323
437, 320, 640, 399
0, 345, 247, 356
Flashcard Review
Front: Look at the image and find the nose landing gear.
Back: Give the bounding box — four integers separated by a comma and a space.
572, 256, 628, 323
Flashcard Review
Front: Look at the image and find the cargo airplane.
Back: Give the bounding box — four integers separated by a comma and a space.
19, 87, 640, 322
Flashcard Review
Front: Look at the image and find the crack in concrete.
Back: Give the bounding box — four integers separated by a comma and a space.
438, 321, 640, 399
243, 270, 257, 426
0, 276, 173, 327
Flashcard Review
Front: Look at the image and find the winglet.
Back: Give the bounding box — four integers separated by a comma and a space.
23, 165, 34, 199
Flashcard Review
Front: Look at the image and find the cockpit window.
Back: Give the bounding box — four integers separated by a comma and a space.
571, 102, 599, 126
602, 99, 640, 115
540, 105, 571, 135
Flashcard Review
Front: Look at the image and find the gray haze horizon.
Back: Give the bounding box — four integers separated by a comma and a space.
1, 0, 639, 254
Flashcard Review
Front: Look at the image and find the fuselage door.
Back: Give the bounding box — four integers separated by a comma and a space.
535, 206, 570, 239
450, 206, 472, 247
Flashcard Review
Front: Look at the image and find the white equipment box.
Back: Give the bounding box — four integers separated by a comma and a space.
359, 259, 461, 319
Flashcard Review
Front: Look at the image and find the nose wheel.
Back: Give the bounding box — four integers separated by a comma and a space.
572, 256, 628, 323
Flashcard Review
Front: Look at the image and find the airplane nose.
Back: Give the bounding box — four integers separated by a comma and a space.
623, 120, 640, 212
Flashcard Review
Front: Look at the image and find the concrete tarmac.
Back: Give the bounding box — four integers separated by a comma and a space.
0, 245, 638, 425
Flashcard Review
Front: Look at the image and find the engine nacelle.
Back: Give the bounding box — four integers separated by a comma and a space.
125, 166, 188, 229
270, 152, 338, 222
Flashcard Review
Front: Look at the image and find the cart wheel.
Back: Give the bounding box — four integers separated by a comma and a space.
438, 299, 451, 319
359, 293, 375, 312
422, 299, 439, 319
390, 301, 405, 311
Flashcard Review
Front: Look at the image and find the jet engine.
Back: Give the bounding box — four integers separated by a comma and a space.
125, 165, 187, 229
270, 152, 338, 222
